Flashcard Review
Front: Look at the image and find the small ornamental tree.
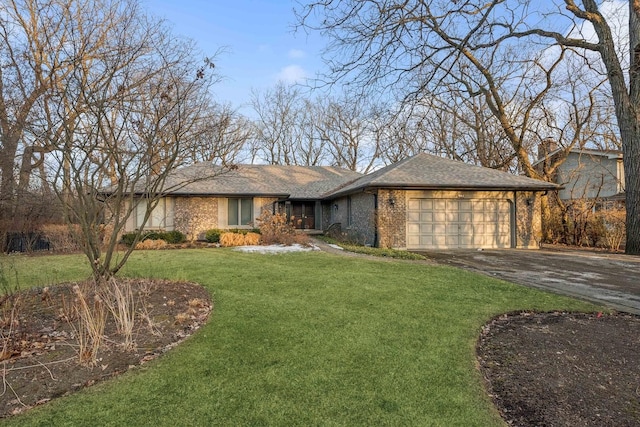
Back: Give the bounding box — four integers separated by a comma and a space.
38, 0, 221, 283
256, 210, 310, 246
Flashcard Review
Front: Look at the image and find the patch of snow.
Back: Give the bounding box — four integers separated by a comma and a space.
233, 244, 320, 254
327, 244, 344, 250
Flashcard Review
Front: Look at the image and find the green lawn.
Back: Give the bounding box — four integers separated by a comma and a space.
2, 249, 598, 426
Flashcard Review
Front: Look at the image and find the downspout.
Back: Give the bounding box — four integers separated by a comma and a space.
373, 192, 379, 247
512, 190, 517, 248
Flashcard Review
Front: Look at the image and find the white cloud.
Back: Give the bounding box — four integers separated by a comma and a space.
275, 64, 308, 84
288, 49, 306, 59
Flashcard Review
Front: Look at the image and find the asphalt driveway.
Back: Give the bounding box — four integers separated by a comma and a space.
416, 247, 640, 315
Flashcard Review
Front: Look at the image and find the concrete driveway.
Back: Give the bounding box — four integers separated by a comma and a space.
416, 247, 640, 315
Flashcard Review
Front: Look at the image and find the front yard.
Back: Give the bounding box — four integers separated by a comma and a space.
2, 248, 596, 426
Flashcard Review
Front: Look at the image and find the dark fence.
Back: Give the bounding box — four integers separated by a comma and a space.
3, 232, 50, 253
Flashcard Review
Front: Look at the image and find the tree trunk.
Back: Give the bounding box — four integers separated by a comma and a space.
0, 135, 20, 218
621, 127, 640, 254
624, 2, 640, 254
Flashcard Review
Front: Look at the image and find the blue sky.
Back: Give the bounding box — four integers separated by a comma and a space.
144, 0, 326, 110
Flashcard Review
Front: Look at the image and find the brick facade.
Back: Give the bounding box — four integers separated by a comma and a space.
160, 196, 278, 241
254, 197, 279, 223
376, 189, 406, 249
515, 191, 543, 249
174, 197, 219, 241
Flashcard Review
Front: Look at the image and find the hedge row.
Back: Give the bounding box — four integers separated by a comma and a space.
121, 230, 186, 247
204, 228, 260, 243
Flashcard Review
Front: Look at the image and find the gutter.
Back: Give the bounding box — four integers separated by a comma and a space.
323, 183, 560, 200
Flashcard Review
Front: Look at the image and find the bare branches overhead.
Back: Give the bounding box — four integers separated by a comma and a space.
297, 0, 640, 253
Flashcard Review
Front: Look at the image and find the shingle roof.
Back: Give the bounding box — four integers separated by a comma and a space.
160, 163, 362, 199
326, 153, 558, 198
122, 153, 556, 199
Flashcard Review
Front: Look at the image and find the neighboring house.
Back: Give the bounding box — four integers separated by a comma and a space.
121, 153, 557, 250
535, 146, 625, 204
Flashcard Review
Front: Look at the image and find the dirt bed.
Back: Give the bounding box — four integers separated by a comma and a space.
477, 311, 640, 426
0, 279, 211, 418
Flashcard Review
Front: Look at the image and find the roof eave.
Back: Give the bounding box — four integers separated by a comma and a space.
324, 183, 559, 199
131, 191, 292, 198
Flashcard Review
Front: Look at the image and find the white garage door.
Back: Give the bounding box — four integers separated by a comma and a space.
407, 199, 511, 249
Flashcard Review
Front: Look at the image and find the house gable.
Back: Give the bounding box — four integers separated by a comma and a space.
553, 150, 625, 200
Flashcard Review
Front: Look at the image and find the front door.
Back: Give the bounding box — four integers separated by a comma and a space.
291, 202, 315, 229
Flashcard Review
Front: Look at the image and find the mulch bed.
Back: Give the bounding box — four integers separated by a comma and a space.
477, 311, 640, 426
0, 279, 211, 418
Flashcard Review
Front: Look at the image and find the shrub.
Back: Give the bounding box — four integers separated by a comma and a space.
244, 232, 261, 246
543, 198, 602, 247
256, 211, 308, 246
220, 232, 247, 247
227, 228, 260, 235
219, 232, 261, 247
597, 207, 626, 251
121, 230, 185, 246
542, 203, 565, 245
121, 232, 139, 247
40, 224, 83, 253
144, 231, 163, 241
135, 239, 168, 250
161, 230, 186, 244
205, 229, 222, 243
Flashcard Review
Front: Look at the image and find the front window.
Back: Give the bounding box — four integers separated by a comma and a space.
135, 198, 173, 229
228, 198, 253, 226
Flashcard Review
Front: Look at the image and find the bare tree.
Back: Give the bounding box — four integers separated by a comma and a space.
316, 96, 367, 171
296, 98, 329, 166
26, 0, 221, 281
250, 82, 327, 166
251, 82, 301, 165
297, 0, 640, 253
0, 0, 97, 244
382, 95, 519, 171
186, 102, 254, 165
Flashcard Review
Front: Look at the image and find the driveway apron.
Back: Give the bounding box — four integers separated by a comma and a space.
416, 248, 640, 315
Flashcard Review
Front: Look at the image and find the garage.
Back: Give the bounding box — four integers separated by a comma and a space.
406, 198, 512, 249
322, 152, 558, 250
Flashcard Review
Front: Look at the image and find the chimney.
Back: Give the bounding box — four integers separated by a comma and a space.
537, 138, 558, 160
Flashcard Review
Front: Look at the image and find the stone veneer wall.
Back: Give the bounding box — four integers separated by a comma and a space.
173, 196, 278, 241
329, 192, 376, 246
377, 189, 407, 249
349, 192, 376, 245
515, 191, 543, 249
174, 197, 219, 241
254, 197, 279, 223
